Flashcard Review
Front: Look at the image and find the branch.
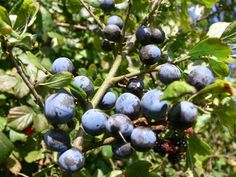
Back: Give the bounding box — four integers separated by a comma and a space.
78, 0, 105, 29
121, 0, 132, 39
141, 0, 163, 25
1, 37, 44, 108
56, 22, 87, 30
82, 137, 115, 152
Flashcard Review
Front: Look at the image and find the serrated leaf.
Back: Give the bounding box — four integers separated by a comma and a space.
0, 132, 14, 164
33, 114, 50, 133
207, 22, 230, 38
126, 160, 151, 177
161, 81, 196, 102
9, 129, 27, 142
24, 150, 44, 163
221, 21, 236, 43
101, 145, 113, 159
8, 106, 35, 131
0, 5, 11, 25
189, 38, 231, 61
39, 72, 74, 89
209, 59, 230, 77
188, 135, 212, 156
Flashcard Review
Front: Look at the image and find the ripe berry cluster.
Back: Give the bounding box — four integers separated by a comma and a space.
42, 0, 216, 173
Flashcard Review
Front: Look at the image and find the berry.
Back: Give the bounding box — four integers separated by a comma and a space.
73, 76, 94, 96
105, 114, 134, 137
158, 63, 181, 85
82, 109, 108, 136
136, 26, 152, 45
140, 44, 161, 65
170, 135, 187, 150
102, 39, 113, 52
131, 126, 156, 151
100, 0, 115, 12
153, 139, 166, 156
103, 24, 121, 42
112, 140, 133, 158
115, 92, 141, 119
23, 127, 33, 136
44, 90, 75, 125
168, 101, 198, 130
44, 129, 71, 153
58, 148, 85, 172
51, 57, 74, 74
188, 66, 215, 90
107, 15, 123, 29
141, 89, 168, 119
99, 91, 117, 109
126, 77, 144, 97
150, 28, 165, 44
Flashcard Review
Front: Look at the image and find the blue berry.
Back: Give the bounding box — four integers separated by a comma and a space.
126, 77, 144, 97
44, 90, 75, 125
100, 0, 115, 12
102, 39, 113, 52
115, 93, 141, 119
73, 76, 94, 96
131, 126, 156, 151
107, 15, 123, 29
58, 148, 85, 172
44, 129, 71, 153
141, 89, 168, 119
136, 26, 152, 45
140, 44, 161, 65
188, 66, 215, 90
103, 24, 121, 42
51, 57, 74, 74
82, 109, 108, 136
168, 101, 198, 130
150, 28, 165, 44
158, 63, 181, 85
105, 114, 133, 137
99, 91, 117, 109
112, 140, 133, 158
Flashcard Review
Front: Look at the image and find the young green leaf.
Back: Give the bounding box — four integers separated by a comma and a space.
209, 59, 230, 77
221, 21, 236, 43
0, 132, 14, 164
126, 161, 151, 177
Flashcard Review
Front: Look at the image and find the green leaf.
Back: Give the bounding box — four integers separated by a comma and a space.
25, 51, 44, 70
33, 114, 50, 133
105, 170, 122, 177
70, 82, 87, 99
8, 106, 35, 131
6, 155, 22, 175
0, 5, 11, 25
126, 160, 151, 177
101, 145, 113, 159
161, 81, 196, 102
24, 150, 44, 163
189, 38, 231, 61
207, 22, 230, 38
0, 132, 14, 164
221, 21, 236, 43
39, 72, 74, 89
191, 0, 219, 8
0, 19, 12, 35
209, 59, 230, 77
0, 117, 7, 131
188, 135, 212, 156
66, 0, 81, 13
9, 129, 28, 142
33, 165, 54, 177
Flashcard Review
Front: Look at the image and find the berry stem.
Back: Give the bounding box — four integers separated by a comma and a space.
78, 0, 105, 29
82, 137, 115, 152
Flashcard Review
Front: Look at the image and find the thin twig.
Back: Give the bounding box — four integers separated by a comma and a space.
78, 0, 105, 29
82, 137, 115, 152
121, 0, 132, 39
56, 22, 87, 30
1, 37, 44, 108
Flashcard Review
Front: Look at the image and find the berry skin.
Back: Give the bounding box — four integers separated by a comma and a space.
82, 109, 108, 136
126, 77, 144, 97
102, 39, 113, 52
188, 66, 215, 90
141, 89, 168, 119
168, 101, 198, 130
136, 26, 152, 45
112, 140, 133, 158
140, 44, 161, 65
107, 15, 123, 29
73, 76, 94, 96
99, 91, 117, 109
58, 148, 85, 172
44, 90, 75, 125
103, 24, 121, 42
150, 28, 165, 44
44, 129, 71, 153
105, 114, 134, 137
100, 0, 115, 12
170, 135, 187, 150
51, 57, 74, 74
131, 126, 156, 151
153, 139, 166, 156
158, 63, 181, 85
167, 153, 181, 164
115, 93, 141, 119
